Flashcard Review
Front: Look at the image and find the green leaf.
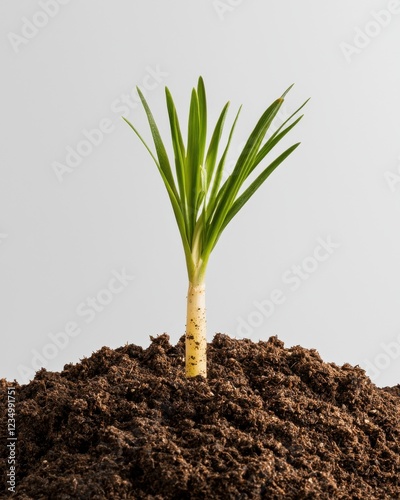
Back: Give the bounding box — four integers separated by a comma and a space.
186, 88, 201, 242
165, 87, 188, 222
251, 115, 303, 174
136, 87, 179, 201
273, 97, 310, 139
197, 77, 207, 168
204, 102, 230, 192
281, 83, 295, 99
206, 105, 242, 225
248, 97, 309, 176
122, 116, 160, 168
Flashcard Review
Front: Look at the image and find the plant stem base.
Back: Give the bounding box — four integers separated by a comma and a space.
185, 282, 207, 377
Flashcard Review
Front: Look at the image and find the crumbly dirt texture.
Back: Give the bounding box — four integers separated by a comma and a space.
1, 334, 399, 499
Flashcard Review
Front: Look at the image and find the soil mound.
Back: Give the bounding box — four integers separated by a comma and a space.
1, 334, 399, 499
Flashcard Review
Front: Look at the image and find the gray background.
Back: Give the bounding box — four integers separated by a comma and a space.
1, 0, 400, 387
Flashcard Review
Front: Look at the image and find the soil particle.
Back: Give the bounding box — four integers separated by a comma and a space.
1, 333, 399, 499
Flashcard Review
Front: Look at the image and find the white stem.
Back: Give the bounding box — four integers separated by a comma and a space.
185, 282, 207, 377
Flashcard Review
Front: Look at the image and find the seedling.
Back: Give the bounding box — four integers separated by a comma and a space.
124, 77, 307, 378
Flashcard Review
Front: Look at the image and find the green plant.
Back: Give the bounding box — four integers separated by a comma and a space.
124, 77, 307, 378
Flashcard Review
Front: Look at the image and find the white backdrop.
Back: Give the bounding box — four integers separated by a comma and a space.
1, 0, 400, 388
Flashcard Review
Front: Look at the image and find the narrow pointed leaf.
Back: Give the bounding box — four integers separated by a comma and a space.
206, 105, 241, 224
266, 98, 310, 148
197, 77, 207, 168
136, 87, 179, 200
122, 116, 160, 168
248, 98, 309, 176
186, 88, 201, 241
204, 102, 230, 191
281, 83, 295, 99
165, 88, 188, 222
251, 115, 303, 174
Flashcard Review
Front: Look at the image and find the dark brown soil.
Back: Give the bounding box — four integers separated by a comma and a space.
1, 334, 399, 499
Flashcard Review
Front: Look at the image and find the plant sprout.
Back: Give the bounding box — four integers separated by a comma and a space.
123, 77, 307, 378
